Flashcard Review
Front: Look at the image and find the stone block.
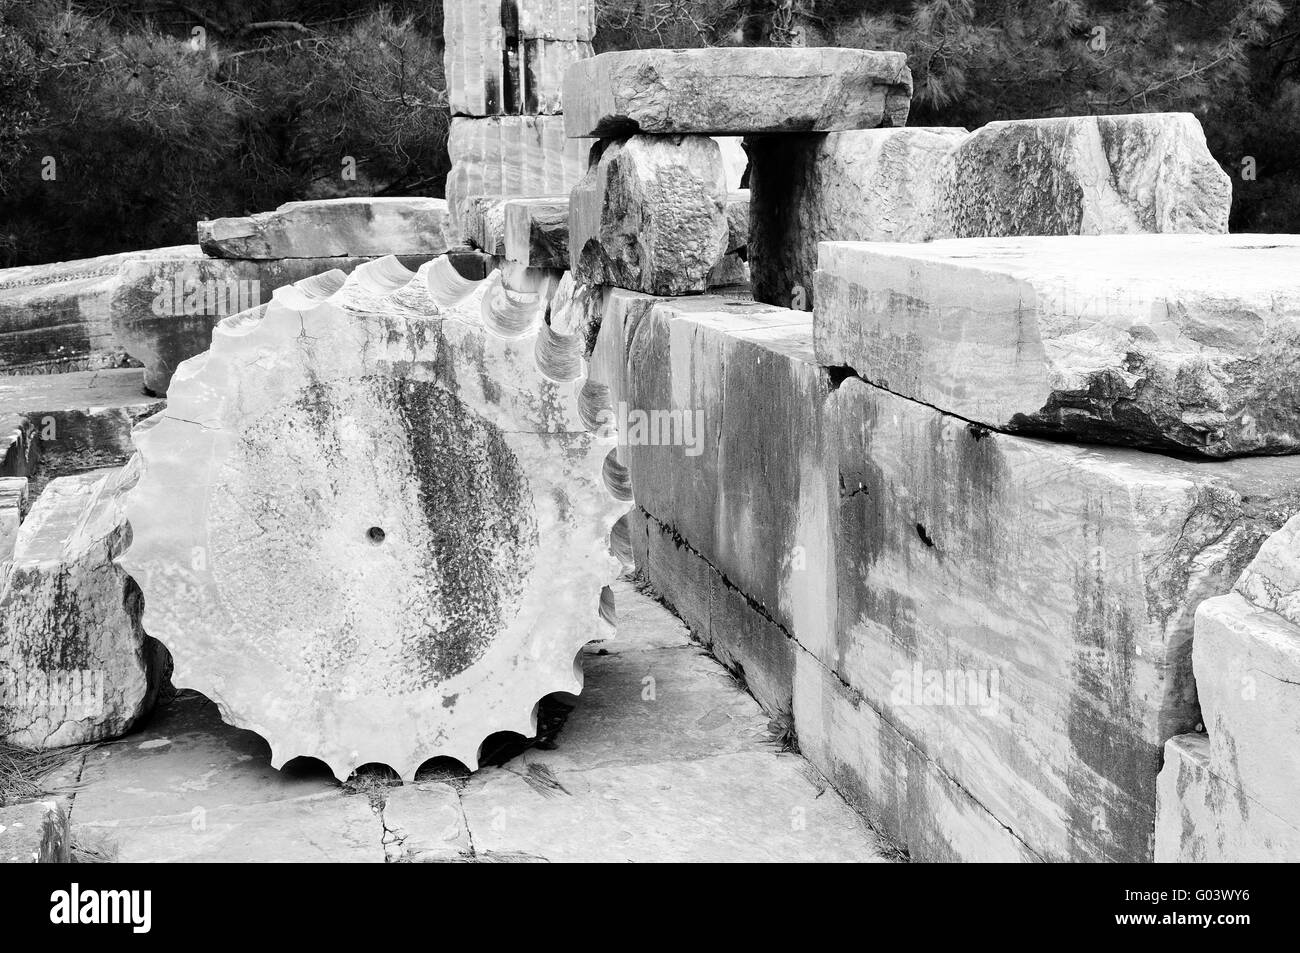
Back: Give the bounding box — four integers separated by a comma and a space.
750, 113, 1232, 310
0, 476, 25, 565
815, 234, 1300, 457
503, 197, 569, 269
826, 375, 1300, 861
569, 136, 728, 295
563, 48, 911, 137
197, 197, 451, 259
1154, 733, 1298, 861
446, 116, 593, 231
0, 800, 70, 863
0, 465, 157, 747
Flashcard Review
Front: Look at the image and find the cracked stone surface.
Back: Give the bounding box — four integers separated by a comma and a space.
67, 577, 891, 862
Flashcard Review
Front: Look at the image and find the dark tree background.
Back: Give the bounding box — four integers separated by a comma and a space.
1, 0, 1297, 267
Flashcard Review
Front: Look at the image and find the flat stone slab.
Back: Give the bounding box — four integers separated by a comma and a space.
563, 48, 911, 137
198, 198, 452, 259
461, 750, 887, 862
381, 782, 470, 861
76, 792, 382, 863
72, 692, 338, 823
815, 234, 1300, 457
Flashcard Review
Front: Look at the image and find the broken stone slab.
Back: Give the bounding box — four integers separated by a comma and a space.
1154, 733, 1299, 861
563, 48, 911, 137
121, 255, 624, 780
570, 136, 728, 295
827, 375, 1300, 862
446, 116, 594, 232
381, 782, 471, 862
0, 369, 163, 477
444, 0, 595, 115
0, 464, 160, 748
751, 113, 1232, 310
0, 477, 25, 565
0, 800, 70, 863
198, 197, 451, 259
504, 197, 570, 270
0, 417, 35, 478
726, 190, 750, 254
816, 234, 1300, 457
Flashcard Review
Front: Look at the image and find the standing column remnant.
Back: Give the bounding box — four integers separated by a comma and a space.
444, 1, 596, 231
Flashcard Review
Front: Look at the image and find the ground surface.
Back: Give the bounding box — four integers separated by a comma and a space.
54, 578, 891, 862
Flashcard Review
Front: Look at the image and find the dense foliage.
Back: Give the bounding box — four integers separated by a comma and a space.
0, 1, 448, 266
1, 1, 1296, 266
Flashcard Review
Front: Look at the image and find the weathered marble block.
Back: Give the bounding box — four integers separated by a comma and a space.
122, 255, 623, 780
1155, 733, 1298, 862
1184, 512, 1300, 840
563, 48, 911, 137
198, 198, 451, 259
0, 465, 157, 747
827, 375, 1300, 861
750, 113, 1232, 310
815, 234, 1300, 457
504, 197, 570, 269
570, 136, 728, 295
446, 117, 594, 231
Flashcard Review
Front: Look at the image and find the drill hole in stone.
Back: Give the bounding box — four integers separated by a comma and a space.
367, 526, 386, 545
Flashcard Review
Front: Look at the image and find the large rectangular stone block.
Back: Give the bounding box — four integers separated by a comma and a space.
446, 117, 593, 231
750, 113, 1232, 310
569, 136, 728, 295
815, 234, 1300, 457
827, 375, 1300, 862
619, 297, 834, 647
197, 198, 451, 259
563, 48, 911, 137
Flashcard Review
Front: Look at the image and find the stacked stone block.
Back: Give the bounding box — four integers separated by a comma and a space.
444, 0, 596, 231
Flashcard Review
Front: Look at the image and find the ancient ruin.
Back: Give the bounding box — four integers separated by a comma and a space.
1, 0, 1296, 867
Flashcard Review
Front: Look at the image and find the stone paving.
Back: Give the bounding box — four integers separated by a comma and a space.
56, 577, 892, 863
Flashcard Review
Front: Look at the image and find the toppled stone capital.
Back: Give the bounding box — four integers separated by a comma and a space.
815, 234, 1300, 457
563, 48, 911, 137
570, 135, 728, 295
